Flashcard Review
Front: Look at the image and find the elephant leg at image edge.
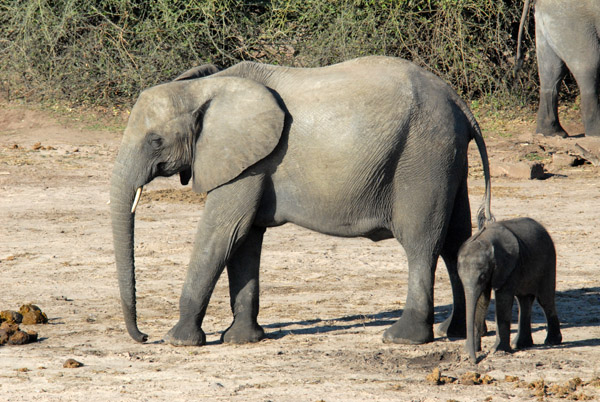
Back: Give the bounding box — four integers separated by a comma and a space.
535, 25, 569, 138
570, 60, 600, 137
221, 225, 266, 344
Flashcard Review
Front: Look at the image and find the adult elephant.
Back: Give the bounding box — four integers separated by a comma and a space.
517, 0, 600, 137
110, 56, 493, 347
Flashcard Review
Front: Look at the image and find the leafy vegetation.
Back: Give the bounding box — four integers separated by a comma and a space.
0, 0, 556, 109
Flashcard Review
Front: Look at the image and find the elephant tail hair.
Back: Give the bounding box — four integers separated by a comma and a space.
472, 119, 495, 230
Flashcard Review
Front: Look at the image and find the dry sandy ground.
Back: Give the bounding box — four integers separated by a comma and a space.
1, 103, 600, 401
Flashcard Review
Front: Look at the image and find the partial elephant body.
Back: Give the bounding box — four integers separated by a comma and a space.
525, 0, 600, 137
458, 218, 562, 361
110, 56, 493, 347
216, 58, 473, 238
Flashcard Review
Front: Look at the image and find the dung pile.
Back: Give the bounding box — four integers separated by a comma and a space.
0, 304, 48, 346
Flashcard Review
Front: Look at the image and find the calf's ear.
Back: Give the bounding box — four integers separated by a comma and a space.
490, 226, 520, 290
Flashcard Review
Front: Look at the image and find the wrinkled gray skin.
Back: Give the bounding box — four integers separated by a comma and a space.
517, 0, 600, 137
110, 56, 493, 347
457, 218, 562, 361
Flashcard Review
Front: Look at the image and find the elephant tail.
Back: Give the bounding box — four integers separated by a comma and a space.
457, 99, 494, 229
471, 118, 494, 229
515, 0, 533, 73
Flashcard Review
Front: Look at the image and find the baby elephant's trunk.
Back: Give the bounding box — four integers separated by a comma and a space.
464, 289, 481, 361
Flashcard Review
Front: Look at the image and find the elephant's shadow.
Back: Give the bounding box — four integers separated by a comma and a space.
227, 287, 600, 347
228, 305, 456, 341
479, 286, 600, 349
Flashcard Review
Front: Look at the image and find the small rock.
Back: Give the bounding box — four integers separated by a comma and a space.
552, 152, 578, 168
32, 142, 42, 150
0, 310, 23, 324
63, 359, 83, 368
491, 161, 547, 179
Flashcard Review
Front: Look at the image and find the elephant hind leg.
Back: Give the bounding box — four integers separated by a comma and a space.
536, 27, 569, 137
569, 60, 600, 137
221, 225, 266, 344
537, 291, 562, 345
383, 187, 457, 345
437, 178, 472, 339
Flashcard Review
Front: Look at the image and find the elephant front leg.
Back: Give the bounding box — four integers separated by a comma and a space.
164, 228, 229, 346
492, 291, 514, 354
221, 225, 266, 344
164, 177, 264, 346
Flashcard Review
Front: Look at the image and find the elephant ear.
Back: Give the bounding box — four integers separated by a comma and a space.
490, 226, 521, 290
191, 77, 285, 193
173, 64, 219, 81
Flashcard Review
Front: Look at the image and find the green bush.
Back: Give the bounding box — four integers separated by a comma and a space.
0, 0, 541, 109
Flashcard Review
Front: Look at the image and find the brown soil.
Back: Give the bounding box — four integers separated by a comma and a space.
1, 103, 600, 401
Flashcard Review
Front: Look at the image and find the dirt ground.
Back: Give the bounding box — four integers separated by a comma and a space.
1, 102, 600, 401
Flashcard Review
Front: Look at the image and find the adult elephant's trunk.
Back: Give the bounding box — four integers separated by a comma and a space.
110, 156, 148, 343
464, 288, 481, 361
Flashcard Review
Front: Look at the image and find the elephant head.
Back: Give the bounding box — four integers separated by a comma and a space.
457, 226, 520, 360
110, 75, 285, 342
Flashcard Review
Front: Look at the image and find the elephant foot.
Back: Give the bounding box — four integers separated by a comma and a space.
436, 312, 466, 339
491, 339, 512, 354
221, 320, 265, 344
536, 118, 569, 138
544, 332, 562, 346
511, 336, 534, 350
164, 321, 206, 346
382, 310, 433, 345
537, 125, 568, 138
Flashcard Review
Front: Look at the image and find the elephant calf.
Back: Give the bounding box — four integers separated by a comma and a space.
457, 218, 562, 361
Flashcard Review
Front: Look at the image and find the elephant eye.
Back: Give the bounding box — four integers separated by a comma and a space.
148, 133, 163, 149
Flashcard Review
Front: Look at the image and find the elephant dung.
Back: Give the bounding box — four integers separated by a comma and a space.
0, 329, 9, 345
425, 367, 456, 385
0, 321, 38, 345
459, 372, 495, 385
63, 359, 83, 368
0, 321, 19, 333
19, 304, 48, 324
0, 310, 23, 324
8, 330, 31, 345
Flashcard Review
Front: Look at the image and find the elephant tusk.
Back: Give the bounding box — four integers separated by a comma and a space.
131, 186, 143, 213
